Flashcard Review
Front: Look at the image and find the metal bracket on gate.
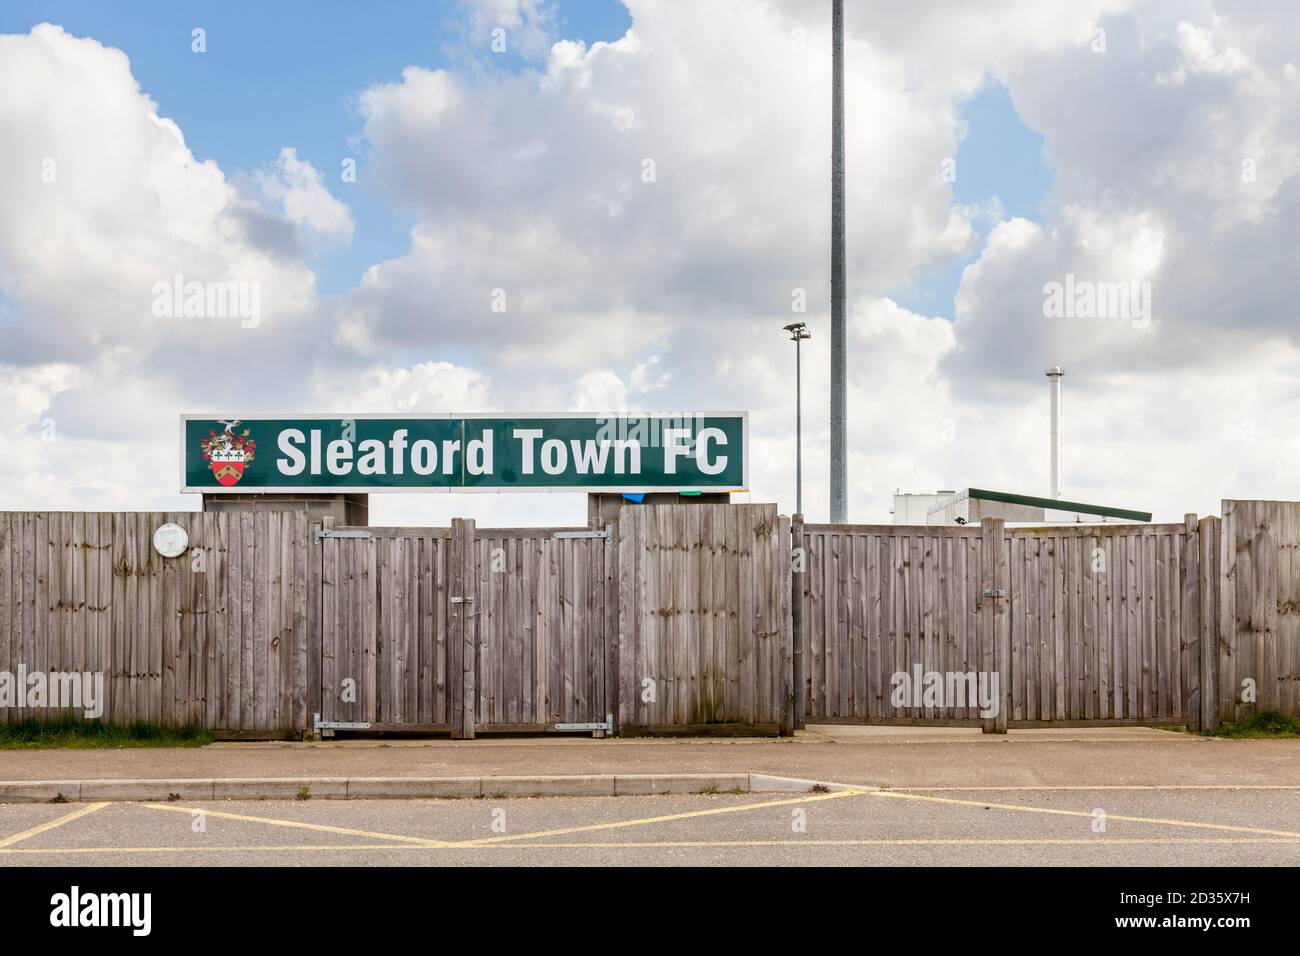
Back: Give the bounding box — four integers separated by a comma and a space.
450, 595, 477, 619
313, 712, 372, 731
314, 527, 374, 544
553, 525, 612, 540
982, 587, 1007, 599
555, 713, 614, 732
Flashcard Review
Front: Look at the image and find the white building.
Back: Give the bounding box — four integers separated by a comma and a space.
889, 491, 953, 525
892, 487, 1151, 526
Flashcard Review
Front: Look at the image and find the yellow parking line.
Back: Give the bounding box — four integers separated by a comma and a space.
138, 803, 450, 847
871, 789, 1300, 839
0, 843, 427, 855
454, 789, 866, 847
479, 837, 1300, 849
0, 802, 109, 848
5, 786, 1296, 858
896, 785, 1300, 792
1, 836, 1297, 856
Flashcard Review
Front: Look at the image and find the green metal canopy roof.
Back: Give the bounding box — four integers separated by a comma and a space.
961, 487, 1152, 523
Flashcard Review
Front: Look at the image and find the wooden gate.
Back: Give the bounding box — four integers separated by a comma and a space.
1003, 522, 1201, 726
470, 526, 615, 734
317, 519, 614, 737
798, 523, 989, 724
617, 504, 793, 735
318, 523, 456, 733
797, 517, 1209, 730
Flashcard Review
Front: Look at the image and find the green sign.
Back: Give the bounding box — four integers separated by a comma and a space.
181, 413, 748, 493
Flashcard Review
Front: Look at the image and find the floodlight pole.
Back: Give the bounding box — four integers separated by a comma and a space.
830, 0, 847, 523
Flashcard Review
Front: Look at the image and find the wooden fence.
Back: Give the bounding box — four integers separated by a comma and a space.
4, 500, 1297, 736
0, 504, 789, 737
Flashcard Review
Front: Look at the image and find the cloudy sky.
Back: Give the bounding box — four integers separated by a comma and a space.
1, 0, 1298, 525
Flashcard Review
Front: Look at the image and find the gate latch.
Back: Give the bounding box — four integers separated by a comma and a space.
982, 587, 1007, 599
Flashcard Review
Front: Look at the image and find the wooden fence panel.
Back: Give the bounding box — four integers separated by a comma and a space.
1219, 500, 1300, 721
0, 511, 310, 734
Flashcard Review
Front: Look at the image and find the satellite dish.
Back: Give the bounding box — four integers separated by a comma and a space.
153, 523, 189, 559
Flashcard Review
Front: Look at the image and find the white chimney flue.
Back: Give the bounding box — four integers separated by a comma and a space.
1046, 366, 1064, 499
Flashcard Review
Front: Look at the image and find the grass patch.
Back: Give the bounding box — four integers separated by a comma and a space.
0, 716, 213, 749
1203, 710, 1300, 739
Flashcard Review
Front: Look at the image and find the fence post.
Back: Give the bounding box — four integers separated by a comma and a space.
1199, 515, 1221, 731
306, 514, 326, 740
778, 514, 795, 736
791, 513, 805, 731
616, 508, 635, 733
604, 520, 619, 737
318, 516, 337, 733
449, 518, 467, 739
981, 518, 1008, 733
1183, 514, 1202, 732
448, 518, 462, 738
461, 518, 477, 739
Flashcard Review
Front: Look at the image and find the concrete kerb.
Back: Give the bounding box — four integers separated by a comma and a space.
0, 773, 865, 804
746, 773, 861, 793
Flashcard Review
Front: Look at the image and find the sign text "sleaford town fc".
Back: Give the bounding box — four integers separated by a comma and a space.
181, 413, 747, 494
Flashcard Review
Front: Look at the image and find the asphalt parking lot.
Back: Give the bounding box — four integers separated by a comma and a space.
3, 786, 1299, 866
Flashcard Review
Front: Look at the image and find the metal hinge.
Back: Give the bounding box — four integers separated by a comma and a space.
315, 527, 373, 544
314, 712, 372, 731
553, 525, 612, 540
555, 713, 614, 732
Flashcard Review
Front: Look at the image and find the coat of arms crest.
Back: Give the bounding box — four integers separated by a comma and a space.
201, 420, 256, 487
